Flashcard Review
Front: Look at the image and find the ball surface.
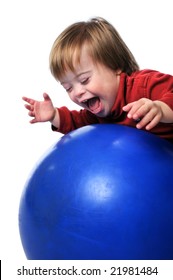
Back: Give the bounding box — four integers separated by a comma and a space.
19, 124, 173, 260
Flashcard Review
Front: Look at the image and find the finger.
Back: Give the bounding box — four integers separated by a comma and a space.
30, 118, 37, 124
24, 104, 33, 111
22, 96, 35, 105
145, 115, 161, 130
125, 102, 143, 119
43, 92, 51, 101
28, 111, 35, 117
122, 102, 134, 112
22, 96, 28, 101
132, 105, 150, 121
136, 112, 153, 129
136, 111, 160, 130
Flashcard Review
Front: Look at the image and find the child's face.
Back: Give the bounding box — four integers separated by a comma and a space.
60, 46, 120, 117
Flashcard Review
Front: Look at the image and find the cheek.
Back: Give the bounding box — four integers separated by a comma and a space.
68, 93, 74, 101
68, 93, 80, 105
68, 91, 75, 102
87, 82, 104, 95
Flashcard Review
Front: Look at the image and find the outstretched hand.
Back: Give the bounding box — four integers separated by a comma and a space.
22, 93, 56, 124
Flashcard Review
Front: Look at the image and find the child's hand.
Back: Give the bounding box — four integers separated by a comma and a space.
123, 98, 163, 130
22, 93, 56, 124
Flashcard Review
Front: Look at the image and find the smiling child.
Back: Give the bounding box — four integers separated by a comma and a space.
23, 17, 173, 142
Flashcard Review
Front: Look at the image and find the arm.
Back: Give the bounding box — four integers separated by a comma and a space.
52, 106, 99, 134
22, 93, 60, 128
123, 71, 173, 130
23, 93, 98, 134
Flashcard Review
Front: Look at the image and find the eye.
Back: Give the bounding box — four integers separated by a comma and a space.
63, 86, 72, 93
66, 87, 72, 93
81, 78, 89, 85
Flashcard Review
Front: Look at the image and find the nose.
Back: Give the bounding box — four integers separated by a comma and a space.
72, 84, 85, 101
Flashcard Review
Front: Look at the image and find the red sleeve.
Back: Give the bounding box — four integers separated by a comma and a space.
146, 71, 173, 110
52, 106, 99, 134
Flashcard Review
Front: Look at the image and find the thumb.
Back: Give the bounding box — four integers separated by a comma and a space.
43, 92, 51, 101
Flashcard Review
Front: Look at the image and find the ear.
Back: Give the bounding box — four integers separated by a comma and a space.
116, 69, 122, 75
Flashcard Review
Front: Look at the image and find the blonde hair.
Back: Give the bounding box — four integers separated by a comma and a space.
49, 17, 139, 80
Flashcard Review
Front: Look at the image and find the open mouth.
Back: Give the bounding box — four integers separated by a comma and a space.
82, 97, 102, 114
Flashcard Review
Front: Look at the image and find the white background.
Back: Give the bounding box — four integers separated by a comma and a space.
0, 0, 173, 278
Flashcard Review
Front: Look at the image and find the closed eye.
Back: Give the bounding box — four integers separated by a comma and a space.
81, 78, 89, 85
65, 87, 72, 93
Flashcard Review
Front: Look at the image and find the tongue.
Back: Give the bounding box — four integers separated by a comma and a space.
88, 97, 100, 111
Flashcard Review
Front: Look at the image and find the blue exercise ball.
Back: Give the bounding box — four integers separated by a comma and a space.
19, 124, 173, 260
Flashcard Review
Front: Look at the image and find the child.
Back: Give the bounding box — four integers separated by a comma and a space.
23, 17, 173, 142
